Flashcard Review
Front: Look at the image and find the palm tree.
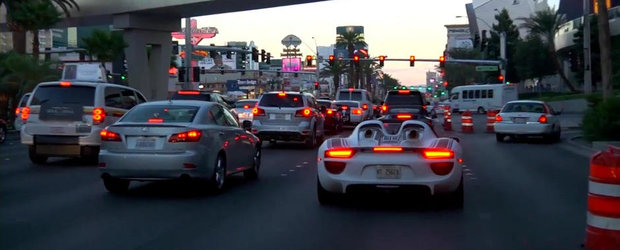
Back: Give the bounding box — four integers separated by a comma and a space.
596, 0, 613, 99
1, 52, 58, 96
320, 60, 348, 97
9, 0, 61, 61
81, 29, 127, 72
519, 7, 577, 92
359, 61, 381, 93
2, 0, 79, 54
336, 31, 367, 88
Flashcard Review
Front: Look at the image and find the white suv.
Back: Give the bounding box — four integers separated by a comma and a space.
336, 88, 373, 121
21, 81, 147, 164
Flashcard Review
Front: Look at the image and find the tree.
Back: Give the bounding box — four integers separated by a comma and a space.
381, 73, 400, 91
360, 60, 381, 92
440, 48, 485, 90
596, 0, 614, 99
2, 0, 79, 54
0, 51, 58, 97
8, 0, 61, 61
514, 34, 556, 86
519, 7, 577, 92
81, 29, 128, 71
320, 60, 348, 97
336, 31, 367, 88
486, 9, 521, 84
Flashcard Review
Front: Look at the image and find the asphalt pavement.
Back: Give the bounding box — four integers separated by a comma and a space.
0, 119, 590, 250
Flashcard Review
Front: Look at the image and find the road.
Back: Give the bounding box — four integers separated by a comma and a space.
0, 116, 589, 250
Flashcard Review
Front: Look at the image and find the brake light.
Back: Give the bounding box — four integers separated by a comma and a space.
538, 115, 547, 123
21, 106, 30, 121
372, 105, 377, 110
295, 108, 312, 117
148, 118, 163, 123
398, 90, 410, 94
178, 90, 200, 95
93, 107, 105, 124
495, 114, 503, 122
169, 130, 202, 143
423, 149, 454, 159
348, 88, 354, 91
396, 114, 412, 119
325, 148, 355, 159
15, 107, 20, 115
381, 105, 388, 112
422, 105, 427, 110
373, 146, 403, 152
243, 105, 250, 109
278, 92, 286, 97
341, 105, 348, 110
324, 161, 347, 174
59, 81, 71, 87
100, 130, 121, 141
252, 107, 265, 116
362, 104, 368, 110
327, 109, 333, 115
430, 162, 454, 175
352, 108, 362, 115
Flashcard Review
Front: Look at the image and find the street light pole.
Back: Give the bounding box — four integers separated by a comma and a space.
183, 18, 192, 89
583, 0, 592, 94
312, 37, 320, 97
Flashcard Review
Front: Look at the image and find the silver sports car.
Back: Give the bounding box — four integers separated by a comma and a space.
98, 100, 261, 194
317, 120, 464, 207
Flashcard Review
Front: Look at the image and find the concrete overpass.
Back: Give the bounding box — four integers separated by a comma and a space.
3, 0, 326, 100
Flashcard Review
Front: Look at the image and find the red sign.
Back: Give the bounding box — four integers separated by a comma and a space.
171, 19, 218, 46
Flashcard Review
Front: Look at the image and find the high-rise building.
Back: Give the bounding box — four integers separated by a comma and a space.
471, 0, 549, 39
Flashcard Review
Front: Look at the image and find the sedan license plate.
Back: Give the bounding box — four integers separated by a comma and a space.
376, 165, 401, 179
514, 117, 527, 124
135, 137, 156, 149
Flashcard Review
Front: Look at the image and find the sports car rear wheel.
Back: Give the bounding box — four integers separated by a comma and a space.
448, 176, 464, 208
317, 179, 339, 205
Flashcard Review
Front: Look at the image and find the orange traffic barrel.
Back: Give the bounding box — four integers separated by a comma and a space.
486, 110, 498, 133
585, 145, 620, 250
461, 110, 473, 133
443, 105, 452, 131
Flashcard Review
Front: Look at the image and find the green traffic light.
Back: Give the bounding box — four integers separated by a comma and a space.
506, 81, 510, 85
121, 75, 126, 80
433, 94, 438, 98
401, 86, 407, 90
393, 86, 398, 89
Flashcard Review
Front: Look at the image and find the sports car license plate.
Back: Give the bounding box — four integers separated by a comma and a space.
382, 135, 400, 141
376, 165, 401, 179
135, 137, 156, 149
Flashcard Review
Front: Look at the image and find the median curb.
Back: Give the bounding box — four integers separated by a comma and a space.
566, 134, 597, 155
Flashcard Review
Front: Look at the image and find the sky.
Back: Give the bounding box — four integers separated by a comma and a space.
183, 0, 560, 86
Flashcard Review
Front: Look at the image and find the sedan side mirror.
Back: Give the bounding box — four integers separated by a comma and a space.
242, 120, 252, 132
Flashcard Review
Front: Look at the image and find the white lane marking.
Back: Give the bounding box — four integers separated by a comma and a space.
5, 158, 10, 161
463, 169, 471, 172
289, 169, 295, 172
303, 161, 309, 165
465, 173, 473, 176
296, 165, 303, 168
469, 177, 478, 180
280, 174, 288, 176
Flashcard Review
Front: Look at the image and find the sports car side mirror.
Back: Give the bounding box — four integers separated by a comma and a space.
242, 120, 252, 132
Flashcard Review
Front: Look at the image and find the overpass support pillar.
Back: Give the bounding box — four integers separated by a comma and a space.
114, 14, 181, 101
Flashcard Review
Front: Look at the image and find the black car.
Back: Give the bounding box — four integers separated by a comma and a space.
171, 90, 235, 109
0, 119, 7, 144
317, 99, 343, 133
380, 89, 432, 131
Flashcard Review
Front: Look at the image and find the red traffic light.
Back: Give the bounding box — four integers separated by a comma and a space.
439, 56, 445, 68
314, 81, 319, 86
306, 55, 313, 60
498, 74, 504, 81
409, 55, 415, 67
306, 55, 313, 66
379, 56, 385, 61
329, 55, 335, 61
353, 55, 360, 61
443, 81, 448, 87
439, 56, 445, 62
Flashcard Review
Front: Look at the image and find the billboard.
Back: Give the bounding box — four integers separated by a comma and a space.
198, 54, 236, 70
282, 58, 302, 72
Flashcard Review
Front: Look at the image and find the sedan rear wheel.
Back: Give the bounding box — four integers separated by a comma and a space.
103, 177, 130, 194
244, 147, 260, 180
210, 155, 227, 193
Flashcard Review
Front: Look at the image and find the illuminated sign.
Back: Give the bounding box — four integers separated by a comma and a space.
282, 58, 302, 72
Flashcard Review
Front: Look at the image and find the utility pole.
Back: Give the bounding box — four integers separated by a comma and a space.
500, 32, 506, 84
183, 18, 193, 89
584, 0, 592, 94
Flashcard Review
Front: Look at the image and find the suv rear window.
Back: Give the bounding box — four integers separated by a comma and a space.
334, 101, 359, 108
30, 85, 95, 106
337, 91, 362, 101
502, 103, 547, 113
259, 94, 304, 108
171, 92, 212, 101
121, 105, 199, 123
385, 91, 424, 106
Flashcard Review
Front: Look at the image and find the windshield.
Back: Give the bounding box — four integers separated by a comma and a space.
337, 91, 362, 101
385, 92, 423, 106
121, 105, 199, 123
30, 85, 95, 106
502, 102, 547, 113
258, 94, 304, 107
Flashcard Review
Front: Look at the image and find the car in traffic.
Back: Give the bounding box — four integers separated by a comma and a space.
171, 90, 235, 109
316, 120, 464, 207
251, 91, 325, 148
13, 92, 31, 132
336, 88, 373, 121
21, 81, 147, 164
333, 100, 365, 125
98, 100, 261, 194
317, 99, 343, 133
231, 99, 258, 123
0, 119, 7, 144
495, 100, 562, 142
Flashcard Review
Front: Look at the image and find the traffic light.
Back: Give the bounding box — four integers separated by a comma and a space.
260, 49, 266, 62
378, 55, 385, 67
121, 74, 127, 81
353, 55, 360, 67
306, 55, 313, 66
314, 81, 319, 90
409, 56, 415, 67
439, 56, 445, 68
498, 74, 504, 82
443, 81, 448, 87
328, 55, 335, 66
252, 48, 259, 62
266, 53, 271, 64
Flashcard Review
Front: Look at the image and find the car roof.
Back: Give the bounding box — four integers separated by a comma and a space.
506, 100, 545, 104
36, 81, 134, 89
236, 99, 258, 102
140, 100, 214, 107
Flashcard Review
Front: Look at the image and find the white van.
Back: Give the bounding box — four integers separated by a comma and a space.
448, 84, 518, 113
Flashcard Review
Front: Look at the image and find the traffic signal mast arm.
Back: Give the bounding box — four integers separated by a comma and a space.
322, 57, 501, 64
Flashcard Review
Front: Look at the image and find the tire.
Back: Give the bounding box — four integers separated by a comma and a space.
82, 146, 100, 165
28, 146, 47, 164
305, 127, 317, 148
495, 133, 504, 142
103, 177, 130, 194
317, 178, 339, 205
244, 147, 260, 180
209, 154, 227, 193
552, 127, 561, 143
477, 107, 485, 114
0, 126, 6, 144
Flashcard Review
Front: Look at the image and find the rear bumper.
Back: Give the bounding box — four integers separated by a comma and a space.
21, 124, 102, 147
99, 150, 213, 180
495, 122, 554, 135
251, 120, 312, 141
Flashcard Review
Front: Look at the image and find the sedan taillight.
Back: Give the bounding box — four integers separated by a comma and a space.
495, 114, 503, 122
252, 107, 265, 116
538, 115, 547, 123
100, 130, 121, 141
169, 130, 202, 143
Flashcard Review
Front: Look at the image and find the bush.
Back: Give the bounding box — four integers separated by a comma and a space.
583, 97, 620, 141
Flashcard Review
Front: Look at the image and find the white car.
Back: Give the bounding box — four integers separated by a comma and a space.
494, 100, 561, 142
316, 120, 464, 206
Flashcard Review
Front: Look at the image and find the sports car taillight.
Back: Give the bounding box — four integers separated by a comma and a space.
100, 130, 121, 141
422, 149, 454, 159
324, 148, 355, 159
169, 130, 202, 143
430, 162, 454, 175
373, 146, 403, 152
252, 107, 265, 116
324, 161, 347, 174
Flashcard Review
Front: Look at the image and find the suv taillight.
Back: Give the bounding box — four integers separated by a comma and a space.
93, 107, 105, 124
15, 107, 20, 116
252, 107, 265, 116
381, 105, 388, 113
362, 104, 368, 110
352, 108, 362, 115
21, 107, 30, 121
169, 130, 202, 143
295, 108, 312, 117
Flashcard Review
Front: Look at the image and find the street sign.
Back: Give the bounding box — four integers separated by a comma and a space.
475, 65, 499, 71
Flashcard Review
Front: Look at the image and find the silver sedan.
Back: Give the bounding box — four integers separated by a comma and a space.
495, 100, 562, 142
98, 100, 261, 193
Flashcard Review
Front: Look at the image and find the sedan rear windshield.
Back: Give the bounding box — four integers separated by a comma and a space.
337, 91, 362, 101
121, 105, 199, 123
502, 103, 547, 113
171, 93, 212, 101
385, 92, 424, 106
259, 94, 304, 108
30, 85, 95, 106
235, 100, 256, 108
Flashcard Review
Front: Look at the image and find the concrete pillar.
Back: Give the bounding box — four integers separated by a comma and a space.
113, 14, 180, 101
